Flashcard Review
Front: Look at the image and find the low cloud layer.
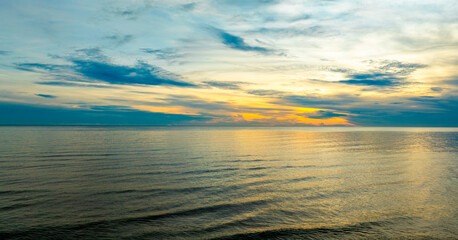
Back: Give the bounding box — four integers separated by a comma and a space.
0, 101, 209, 125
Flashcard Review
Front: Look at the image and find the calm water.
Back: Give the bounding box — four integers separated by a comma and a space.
0, 127, 457, 239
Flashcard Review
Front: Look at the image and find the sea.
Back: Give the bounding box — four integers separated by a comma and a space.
0, 126, 457, 239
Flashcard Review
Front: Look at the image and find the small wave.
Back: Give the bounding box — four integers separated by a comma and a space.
246, 167, 269, 171
0, 203, 36, 211
280, 165, 315, 169
0, 190, 47, 195
38, 153, 119, 158
286, 176, 316, 183
228, 159, 266, 163
91, 186, 213, 196
182, 167, 240, 175
0, 199, 271, 239
212, 220, 395, 240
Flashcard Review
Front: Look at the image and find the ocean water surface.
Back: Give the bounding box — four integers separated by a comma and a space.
0, 127, 457, 239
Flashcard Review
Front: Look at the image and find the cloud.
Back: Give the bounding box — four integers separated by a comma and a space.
35, 94, 57, 98
339, 73, 400, 86
0, 101, 210, 125
282, 93, 458, 126
142, 48, 180, 59
15, 63, 64, 72
104, 94, 235, 114
167, 97, 232, 111
430, 87, 443, 92
180, 3, 197, 11
442, 77, 458, 86
36, 81, 117, 89
289, 14, 312, 23
247, 89, 285, 96
338, 60, 427, 86
308, 110, 347, 119
211, 27, 273, 54
141, 48, 185, 64
407, 95, 458, 111
143, 95, 234, 111
282, 94, 359, 107
203, 81, 246, 90
217, 0, 278, 8
109, 3, 152, 20
252, 25, 329, 38
378, 61, 427, 75
345, 106, 458, 127
74, 48, 108, 61
15, 49, 196, 87
116, 9, 140, 18
70, 59, 195, 87
105, 34, 134, 46
89, 105, 132, 111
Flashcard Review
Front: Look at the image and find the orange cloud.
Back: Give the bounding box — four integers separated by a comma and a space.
133, 105, 200, 115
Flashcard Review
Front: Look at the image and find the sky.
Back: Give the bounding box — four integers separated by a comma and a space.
0, 0, 457, 126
